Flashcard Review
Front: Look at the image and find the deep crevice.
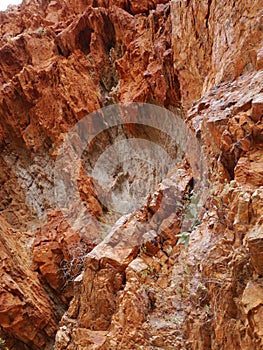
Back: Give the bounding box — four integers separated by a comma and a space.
205, 0, 212, 29
78, 27, 93, 55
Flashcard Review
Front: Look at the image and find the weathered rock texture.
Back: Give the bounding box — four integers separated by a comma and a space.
0, 0, 262, 349
0, 216, 61, 349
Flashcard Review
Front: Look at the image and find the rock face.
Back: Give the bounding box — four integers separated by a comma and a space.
0, 217, 60, 349
0, 0, 262, 349
171, 0, 263, 109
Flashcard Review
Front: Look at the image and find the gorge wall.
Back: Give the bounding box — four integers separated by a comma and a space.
0, 0, 262, 349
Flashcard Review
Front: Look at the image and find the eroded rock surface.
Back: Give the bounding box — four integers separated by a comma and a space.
0, 0, 262, 349
0, 217, 60, 349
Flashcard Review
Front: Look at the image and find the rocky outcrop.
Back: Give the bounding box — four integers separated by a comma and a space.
0, 216, 60, 349
171, 0, 263, 109
54, 74, 263, 349
0, 0, 262, 349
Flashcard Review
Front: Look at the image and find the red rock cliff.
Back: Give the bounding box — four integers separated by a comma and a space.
0, 0, 262, 349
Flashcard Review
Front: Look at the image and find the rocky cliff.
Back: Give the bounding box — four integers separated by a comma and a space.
0, 0, 262, 349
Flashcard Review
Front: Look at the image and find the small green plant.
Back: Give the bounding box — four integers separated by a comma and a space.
176, 218, 201, 247
140, 265, 155, 279
35, 27, 47, 36
175, 231, 190, 248
139, 243, 147, 255
176, 187, 202, 248
0, 337, 8, 350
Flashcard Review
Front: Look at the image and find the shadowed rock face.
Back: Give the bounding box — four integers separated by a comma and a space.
0, 0, 262, 349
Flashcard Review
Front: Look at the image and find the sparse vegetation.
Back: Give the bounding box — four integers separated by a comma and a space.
35, 27, 47, 36
0, 337, 8, 350
176, 187, 202, 248
175, 230, 191, 248
60, 246, 89, 288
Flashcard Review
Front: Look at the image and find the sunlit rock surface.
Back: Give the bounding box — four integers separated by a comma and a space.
0, 0, 262, 349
